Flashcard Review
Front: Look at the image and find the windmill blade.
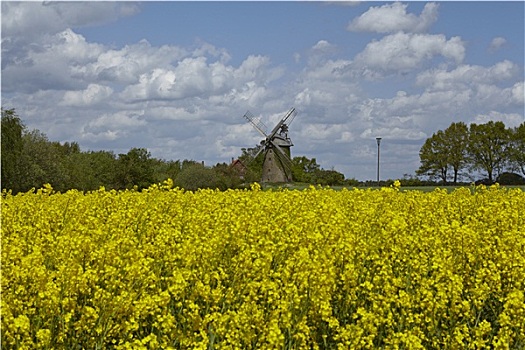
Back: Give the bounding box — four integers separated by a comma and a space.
243, 111, 268, 138
270, 140, 293, 180
282, 107, 297, 125
267, 107, 296, 140
285, 109, 297, 127
251, 145, 266, 162
270, 141, 292, 165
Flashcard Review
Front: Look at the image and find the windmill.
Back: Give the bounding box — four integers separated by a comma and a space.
243, 107, 297, 183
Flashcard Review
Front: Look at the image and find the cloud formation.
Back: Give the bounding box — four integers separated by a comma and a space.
347, 2, 439, 33
1, 1, 139, 40
354, 32, 465, 77
489, 37, 507, 52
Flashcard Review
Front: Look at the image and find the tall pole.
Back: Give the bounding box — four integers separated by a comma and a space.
376, 137, 382, 187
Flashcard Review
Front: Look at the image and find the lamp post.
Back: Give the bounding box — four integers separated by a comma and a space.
376, 137, 382, 187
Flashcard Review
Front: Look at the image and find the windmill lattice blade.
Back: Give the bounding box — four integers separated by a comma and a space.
270, 141, 293, 179
251, 146, 265, 162
268, 107, 296, 140
243, 111, 268, 137
282, 107, 297, 124
285, 108, 297, 127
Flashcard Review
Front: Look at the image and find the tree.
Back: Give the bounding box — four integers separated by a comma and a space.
152, 159, 182, 184
443, 122, 469, 183
16, 129, 71, 192
291, 156, 320, 183
1, 108, 25, 192
508, 122, 525, 177
174, 163, 221, 191
116, 148, 155, 190
213, 162, 244, 189
468, 121, 512, 183
67, 150, 118, 191
417, 122, 469, 184
416, 131, 449, 183
314, 168, 345, 186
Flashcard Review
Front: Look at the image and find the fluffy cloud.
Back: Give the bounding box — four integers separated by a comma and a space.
2, 29, 105, 93
347, 2, 439, 33
415, 62, 523, 113
489, 37, 507, 52
360, 127, 427, 141
354, 32, 465, 77
60, 84, 113, 107
82, 40, 188, 85
1, 2, 139, 40
1, 1, 139, 71
119, 55, 283, 103
510, 82, 524, 105
416, 60, 520, 91
470, 111, 524, 128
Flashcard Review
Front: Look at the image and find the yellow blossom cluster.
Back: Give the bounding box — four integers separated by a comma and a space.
2, 181, 524, 349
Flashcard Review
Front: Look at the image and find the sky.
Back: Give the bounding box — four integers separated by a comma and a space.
1, 1, 524, 181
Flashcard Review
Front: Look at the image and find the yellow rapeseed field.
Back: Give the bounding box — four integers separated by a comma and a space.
2, 181, 524, 349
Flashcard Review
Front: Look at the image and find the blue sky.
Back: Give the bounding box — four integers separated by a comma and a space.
2, 1, 524, 181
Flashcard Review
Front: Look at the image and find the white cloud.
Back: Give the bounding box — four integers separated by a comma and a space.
192, 42, 232, 64
312, 40, 336, 52
354, 32, 465, 77
307, 40, 339, 66
347, 2, 439, 33
81, 111, 147, 143
1, 1, 140, 74
470, 111, 524, 128
1, 2, 139, 40
489, 37, 507, 52
61, 84, 114, 107
360, 127, 427, 141
2, 29, 105, 93
88, 111, 147, 129
82, 40, 188, 85
416, 60, 520, 91
120, 55, 283, 103
510, 82, 524, 105
299, 123, 344, 140
302, 58, 354, 80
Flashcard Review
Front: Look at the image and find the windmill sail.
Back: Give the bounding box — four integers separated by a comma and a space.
243, 111, 268, 138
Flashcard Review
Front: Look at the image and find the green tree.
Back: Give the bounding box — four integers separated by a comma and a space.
151, 159, 182, 184
508, 122, 525, 177
468, 121, 512, 183
116, 148, 155, 190
16, 129, 70, 192
443, 122, 469, 183
291, 156, 320, 183
314, 168, 345, 186
174, 162, 222, 191
417, 122, 469, 184
1, 108, 25, 192
213, 162, 244, 189
67, 150, 118, 191
416, 131, 449, 183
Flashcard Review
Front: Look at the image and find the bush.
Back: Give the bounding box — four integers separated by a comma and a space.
496, 172, 525, 185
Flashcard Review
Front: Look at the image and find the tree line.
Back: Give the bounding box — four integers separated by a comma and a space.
1, 108, 348, 194
417, 120, 525, 184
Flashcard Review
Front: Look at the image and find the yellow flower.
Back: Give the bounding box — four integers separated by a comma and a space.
2, 183, 523, 348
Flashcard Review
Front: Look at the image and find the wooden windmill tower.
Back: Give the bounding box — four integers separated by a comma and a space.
243, 107, 297, 183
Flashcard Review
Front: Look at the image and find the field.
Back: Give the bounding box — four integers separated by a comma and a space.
2, 181, 524, 349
